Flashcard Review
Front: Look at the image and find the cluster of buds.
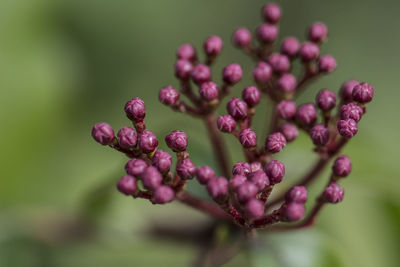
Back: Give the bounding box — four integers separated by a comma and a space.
91, 2, 374, 230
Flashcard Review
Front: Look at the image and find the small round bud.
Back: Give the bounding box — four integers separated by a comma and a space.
159, 86, 180, 106
92, 123, 115, 145
177, 43, 196, 62
299, 42, 320, 62
200, 81, 219, 101
207, 177, 228, 199
125, 158, 147, 177
249, 170, 270, 191
217, 115, 237, 133
332, 155, 352, 177
340, 80, 359, 103
265, 160, 285, 184
175, 59, 193, 80
230, 175, 247, 189
316, 89, 336, 111
196, 166, 215, 185
139, 130, 158, 153
165, 130, 188, 152
204, 35, 223, 56
296, 103, 317, 126
308, 22, 328, 43
222, 63, 243, 84
142, 166, 163, 190
340, 103, 363, 122
337, 119, 358, 138
239, 128, 257, 148
250, 162, 262, 173
256, 23, 278, 43
191, 64, 211, 85
236, 182, 258, 203
268, 53, 290, 74
352, 82, 374, 104
245, 199, 265, 219
266, 132, 286, 153
280, 123, 298, 142
318, 55, 337, 73
253, 62, 272, 84
152, 150, 172, 173
276, 73, 296, 92
227, 97, 248, 120
233, 27, 252, 48
152, 185, 175, 204
176, 159, 196, 179
232, 162, 251, 176
125, 97, 146, 122
323, 183, 344, 203
281, 37, 300, 58
310, 124, 330, 146
117, 175, 137, 196
277, 100, 297, 120
285, 186, 307, 203
242, 86, 261, 107
283, 203, 305, 221
262, 3, 281, 24
117, 126, 137, 149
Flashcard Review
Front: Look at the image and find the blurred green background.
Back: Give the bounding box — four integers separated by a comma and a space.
0, 0, 399, 266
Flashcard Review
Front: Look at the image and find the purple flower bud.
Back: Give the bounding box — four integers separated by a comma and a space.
232, 161, 251, 176
176, 159, 196, 179
222, 63, 243, 84
117, 126, 137, 149
340, 80, 359, 103
196, 166, 215, 185
281, 37, 300, 58
283, 203, 305, 221
250, 162, 262, 172
266, 132, 286, 153
277, 100, 297, 120
340, 103, 363, 122
239, 128, 257, 148
152, 150, 172, 173
159, 86, 180, 106
318, 55, 337, 73
250, 170, 270, 191
276, 73, 297, 92
152, 185, 175, 204
217, 115, 237, 133
264, 160, 285, 184
332, 155, 352, 177
92, 123, 115, 145
204, 35, 223, 56
207, 177, 228, 199
316, 89, 337, 111
117, 175, 137, 195
233, 27, 252, 48
165, 130, 188, 152
236, 181, 258, 203
177, 43, 196, 62
245, 199, 265, 219
256, 23, 278, 43
308, 22, 328, 43
125, 158, 148, 177
337, 119, 358, 138
175, 59, 193, 80
230, 175, 247, 189
280, 123, 299, 142
200, 81, 219, 101
142, 166, 163, 190
310, 124, 330, 146
299, 42, 320, 62
227, 97, 248, 120
191, 64, 211, 85
139, 130, 158, 153
352, 82, 374, 104
285, 186, 308, 203
253, 62, 272, 84
125, 97, 146, 122
262, 3, 281, 24
323, 183, 344, 203
296, 103, 317, 126
268, 53, 290, 74
242, 86, 261, 107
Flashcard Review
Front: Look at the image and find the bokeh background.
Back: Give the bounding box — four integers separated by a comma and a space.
0, 0, 399, 266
